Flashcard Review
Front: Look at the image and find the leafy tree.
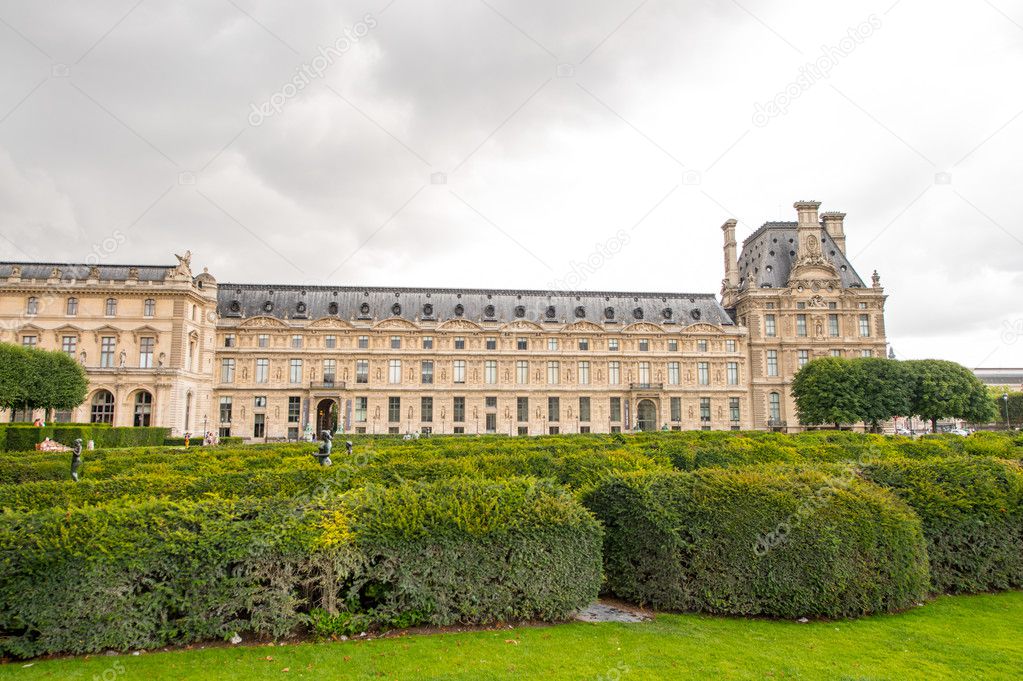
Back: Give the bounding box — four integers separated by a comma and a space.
853, 357, 913, 432
904, 359, 997, 432
791, 357, 861, 428
0, 343, 88, 420
0, 343, 31, 413
988, 388, 1023, 429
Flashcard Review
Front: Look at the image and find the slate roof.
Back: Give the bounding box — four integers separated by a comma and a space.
737, 222, 866, 290
0, 262, 173, 282
216, 284, 734, 327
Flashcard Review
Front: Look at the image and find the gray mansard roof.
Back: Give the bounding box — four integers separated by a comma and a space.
737, 222, 866, 290
217, 284, 734, 327
0, 262, 174, 282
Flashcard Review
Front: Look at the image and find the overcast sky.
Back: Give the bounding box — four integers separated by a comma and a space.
0, 0, 1021, 368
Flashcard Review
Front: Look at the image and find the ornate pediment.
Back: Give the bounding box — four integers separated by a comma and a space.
52, 324, 83, 342
562, 320, 604, 334
437, 318, 483, 332
682, 322, 725, 335
500, 319, 544, 332
622, 322, 663, 334
239, 315, 290, 329
308, 317, 354, 330
131, 325, 161, 342
92, 324, 122, 342
373, 317, 420, 331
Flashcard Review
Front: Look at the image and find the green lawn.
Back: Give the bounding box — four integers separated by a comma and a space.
3, 592, 1021, 680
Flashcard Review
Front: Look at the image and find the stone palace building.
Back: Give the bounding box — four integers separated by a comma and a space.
0, 201, 888, 438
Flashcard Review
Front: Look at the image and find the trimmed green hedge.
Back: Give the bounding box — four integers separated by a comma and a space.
862, 457, 1023, 593
582, 467, 930, 618
0, 425, 168, 452
0, 477, 601, 658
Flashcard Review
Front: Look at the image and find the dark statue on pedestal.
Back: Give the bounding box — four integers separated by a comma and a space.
70, 439, 83, 482
345, 441, 353, 456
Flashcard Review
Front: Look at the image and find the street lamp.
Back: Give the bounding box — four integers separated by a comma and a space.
1003, 393, 1010, 430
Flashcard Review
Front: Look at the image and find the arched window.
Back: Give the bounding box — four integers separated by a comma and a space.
66, 297, 79, 316
769, 392, 781, 422
133, 391, 153, 427
90, 390, 115, 424
105, 298, 117, 316
26, 297, 38, 315
144, 298, 156, 317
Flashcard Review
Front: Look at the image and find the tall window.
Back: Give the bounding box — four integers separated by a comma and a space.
355, 397, 367, 422
859, 314, 871, 337
325, 335, 337, 349
668, 339, 678, 352
730, 397, 741, 423
548, 338, 559, 351
139, 337, 155, 369
26, 297, 38, 315
133, 392, 152, 427
639, 362, 650, 385
727, 362, 739, 385
517, 397, 529, 422
700, 397, 711, 423
422, 336, 433, 349
697, 340, 708, 352
608, 338, 620, 352
288, 396, 301, 423
388, 359, 401, 384
769, 392, 781, 421
546, 361, 560, 385
578, 361, 590, 385
90, 390, 115, 424
219, 355, 235, 382
421, 360, 434, 384
484, 360, 497, 384
671, 397, 682, 422
390, 336, 401, 349
579, 397, 591, 422
358, 335, 369, 349
453, 397, 465, 422
517, 337, 528, 351
224, 334, 236, 348
421, 396, 433, 422
828, 314, 840, 337
726, 339, 737, 352
257, 334, 270, 348
219, 397, 233, 423
144, 298, 156, 317
796, 314, 807, 337
256, 358, 269, 383
548, 397, 560, 422
579, 338, 589, 351
323, 359, 336, 384
668, 362, 680, 385
697, 362, 710, 385
798, 350, 809, 368
516, 360, 529, 385
356, 360, 369, 384
608, 361, 621, 385
609, 397, 621, 422
289, 359, 303, 384
388, 397, 400, 423
453, 360, 466, 384
861, 349, 874, 358
639, 339, 650, 352
105, 298, 117, 316
454, 337, 465, 350
62, 335, 77, 357
765, 314, 776, 337
21, 336, 37, 349
100, 336, 116, 368
66, 297, 78, 316
831, 349, 843, 357
486, 337, 497, 350
766, 350, 778, 377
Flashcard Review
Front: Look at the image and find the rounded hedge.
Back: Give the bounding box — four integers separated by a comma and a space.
861, 456, 1023, 593
582, 467, 930, 619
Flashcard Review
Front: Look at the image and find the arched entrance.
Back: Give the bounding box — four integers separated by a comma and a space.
636, 399, 658, 432
90, 390, 115, 424
316, 399, 339, 434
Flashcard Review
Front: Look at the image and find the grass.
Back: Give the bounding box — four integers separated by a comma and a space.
3, 592, 1021, 680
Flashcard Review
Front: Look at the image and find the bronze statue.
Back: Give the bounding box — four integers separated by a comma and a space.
70, 439, 83, 482
313, 430, 333, 466
345, 441, 353, 456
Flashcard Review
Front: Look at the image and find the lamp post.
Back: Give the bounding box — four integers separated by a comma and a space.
203, 414, 208, 443
1004, 393, 1010, 430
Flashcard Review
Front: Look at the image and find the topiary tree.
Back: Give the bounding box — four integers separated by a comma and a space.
791, 357, 861, 429
854, 357, 913, 432
904, 359, 997, 432
0, 343, 88, 421
0, 343, 32, 415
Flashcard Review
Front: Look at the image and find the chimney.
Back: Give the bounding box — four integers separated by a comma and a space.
821, 211, 847, 255
721, 219, 739, 289
793, 200, 823, 264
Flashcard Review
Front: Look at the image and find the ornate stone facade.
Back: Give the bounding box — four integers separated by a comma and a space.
0, 200, 887, 437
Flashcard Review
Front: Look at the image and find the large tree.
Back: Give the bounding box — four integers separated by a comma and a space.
854, 357, 913, 432
904, 359, 997, 432
0, 342, 88, 420
790, 357, 862, 428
